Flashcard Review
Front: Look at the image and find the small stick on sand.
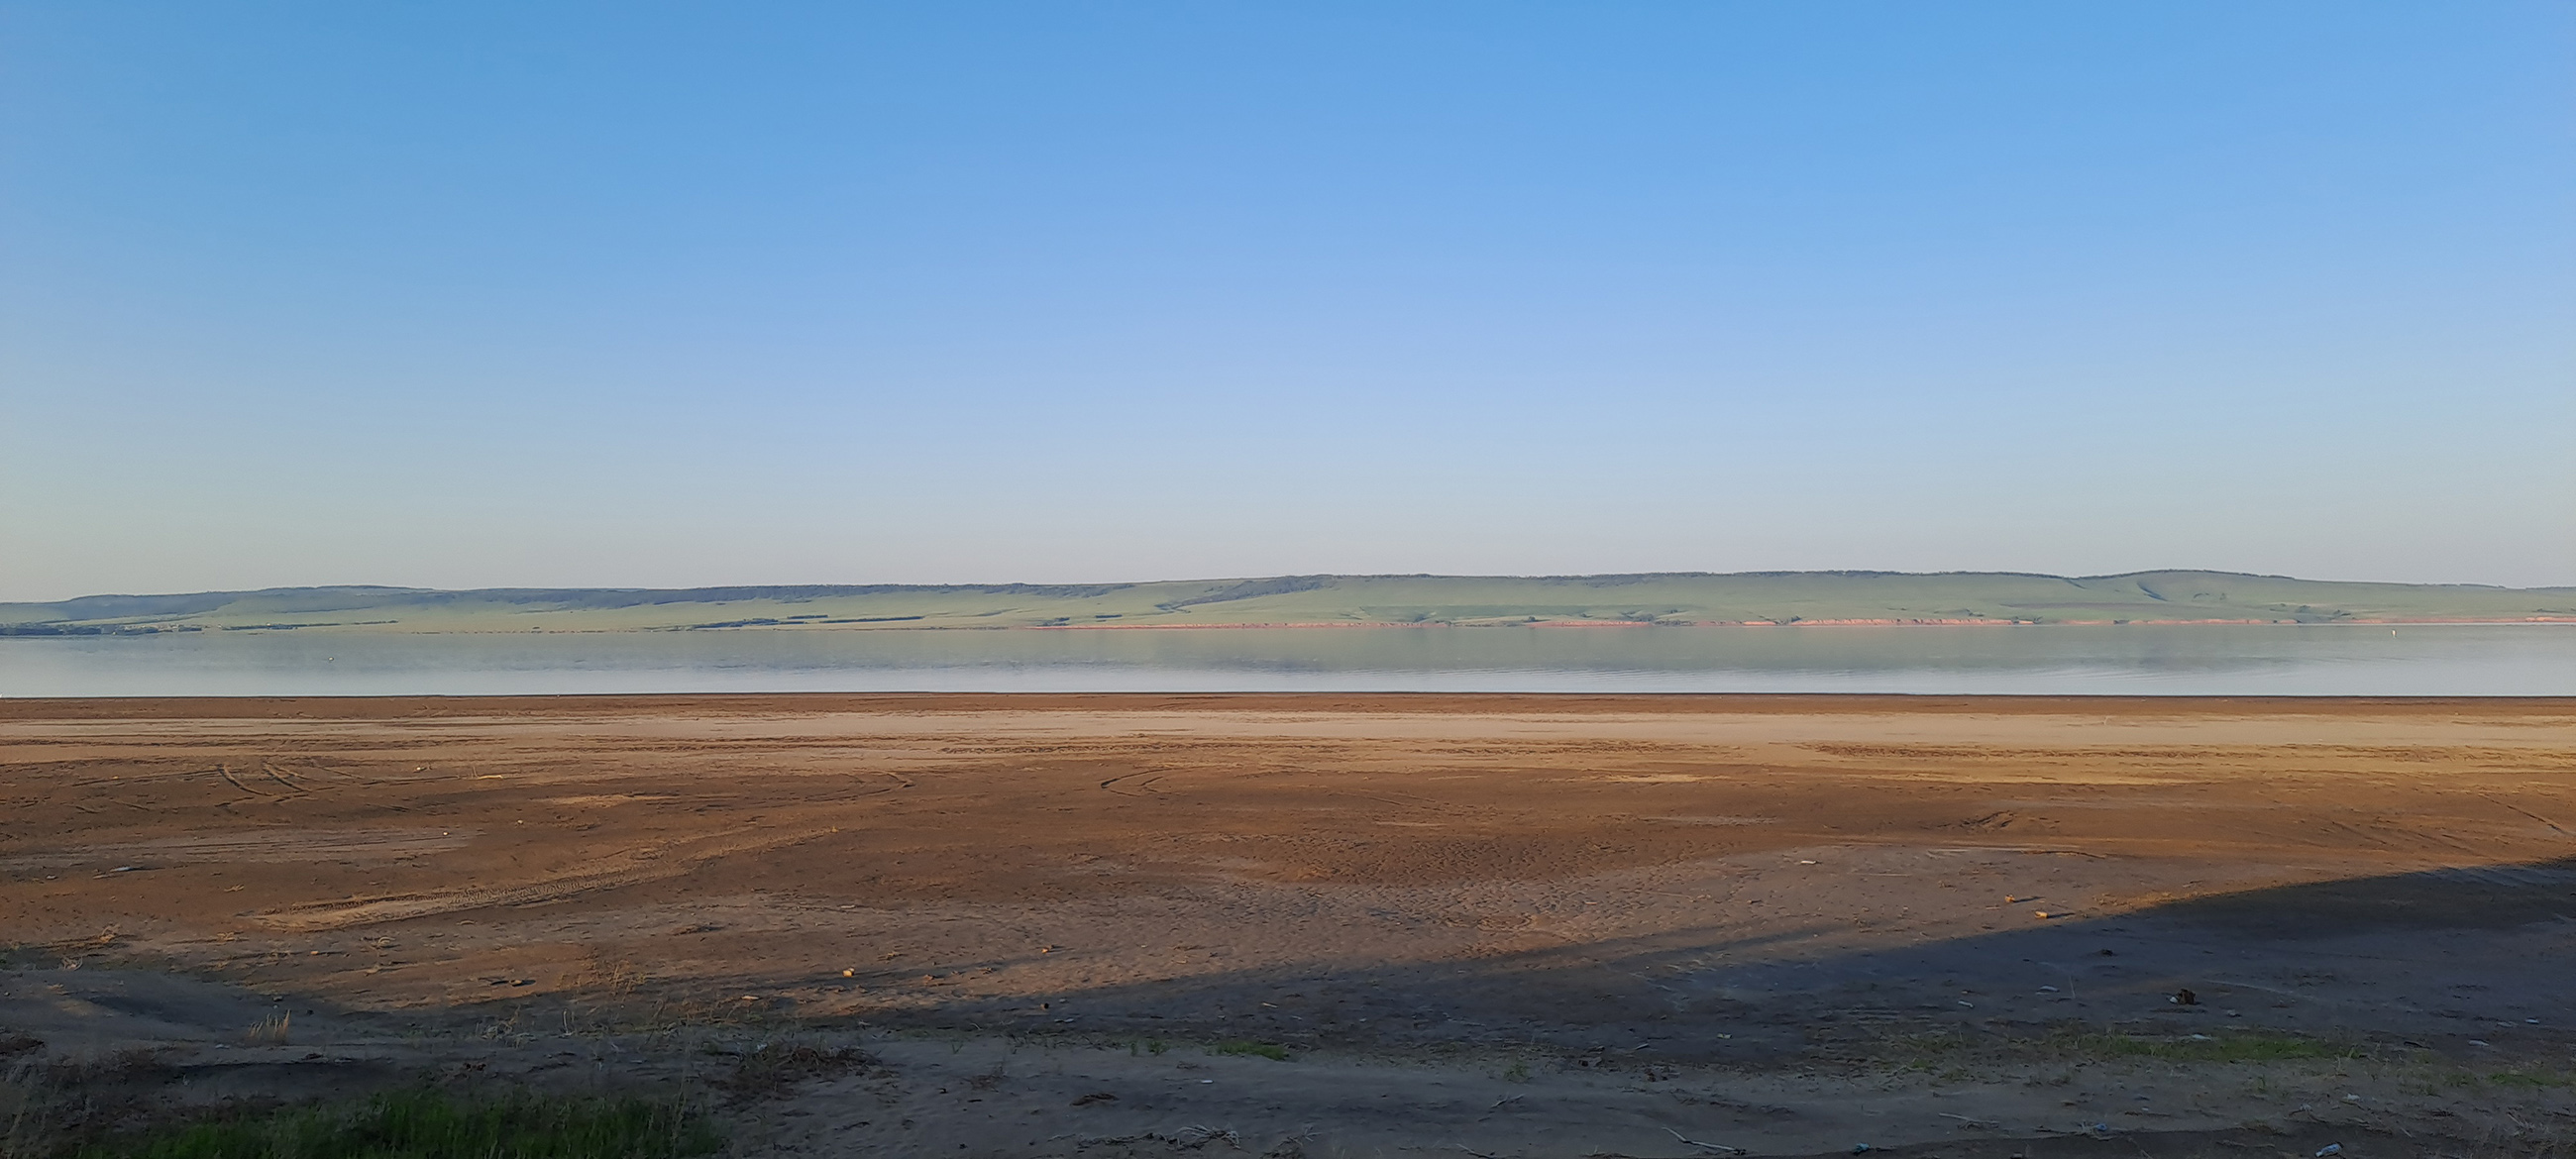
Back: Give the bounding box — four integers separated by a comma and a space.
1667, 1127, 1749, 1155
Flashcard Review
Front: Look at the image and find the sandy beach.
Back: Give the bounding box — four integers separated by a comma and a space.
5, 693, 2573, 1156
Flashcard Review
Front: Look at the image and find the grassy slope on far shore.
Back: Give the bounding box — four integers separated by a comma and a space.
4, 571, 2573, 634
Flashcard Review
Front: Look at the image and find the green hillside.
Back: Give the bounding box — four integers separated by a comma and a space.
3, 572, 2572, 635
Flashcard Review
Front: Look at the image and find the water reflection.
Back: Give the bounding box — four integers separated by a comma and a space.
3, 624, 2569, 697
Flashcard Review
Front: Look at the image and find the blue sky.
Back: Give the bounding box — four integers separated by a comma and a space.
4, 2, 2570, 599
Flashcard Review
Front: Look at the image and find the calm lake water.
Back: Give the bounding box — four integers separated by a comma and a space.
2, 624, 2571, 697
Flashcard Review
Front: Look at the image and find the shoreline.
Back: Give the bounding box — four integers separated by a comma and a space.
1021, 615, 2576, 628
9, 691, 2576, 717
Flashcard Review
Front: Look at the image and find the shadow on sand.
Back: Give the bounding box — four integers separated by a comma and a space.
838, 856, 2576, 1066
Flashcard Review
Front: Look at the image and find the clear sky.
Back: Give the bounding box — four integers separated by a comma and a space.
4, 2, 2571, 601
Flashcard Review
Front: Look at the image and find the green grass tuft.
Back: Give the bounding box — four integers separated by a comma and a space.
2057, 1031, 2353, 1063
1211, 1040, 1291, 1061
72, 1088, 720, 1159
2485, 1070, 2576, 1090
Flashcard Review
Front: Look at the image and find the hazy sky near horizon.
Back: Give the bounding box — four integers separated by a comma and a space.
4, 2, 2572, 601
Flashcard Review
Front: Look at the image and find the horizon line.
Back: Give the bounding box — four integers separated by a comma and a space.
15, 567, 2576, 605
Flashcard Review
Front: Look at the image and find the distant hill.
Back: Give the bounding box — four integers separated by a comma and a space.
4, 572, 2572, 635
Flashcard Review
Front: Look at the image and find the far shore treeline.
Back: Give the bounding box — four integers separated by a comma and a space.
4, 572, 2573, 636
